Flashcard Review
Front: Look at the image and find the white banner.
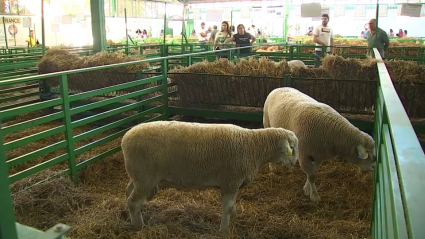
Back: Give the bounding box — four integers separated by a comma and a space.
22, 17, 31, 28
193, 8, 201, 20
241, 7, 251, 18
206, 9, 222, 22
301, 3, 321, 17
399, 4, 422, 17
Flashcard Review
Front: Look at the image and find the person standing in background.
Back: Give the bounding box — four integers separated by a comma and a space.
198, 22, 208, 50
367, 19, 389, 58
223, 24, 256, 56
209, 25, 218, 42
213, 21, 233, 58
388, 29, 394, 37
312, 14, 334, 67
26, 30, 38, 48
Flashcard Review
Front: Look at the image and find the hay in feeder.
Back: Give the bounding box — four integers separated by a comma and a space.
384, 59, 425, 83
37, 48, 152, 92
290, 67, 330, 79
321, 55, 378, 81
169, 57, 290, 107
234, 57, 290, 77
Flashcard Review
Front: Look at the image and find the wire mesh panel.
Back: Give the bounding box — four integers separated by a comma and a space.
291, 78, 378, 114
169, 73, 285, 108
394, 82, 425, 118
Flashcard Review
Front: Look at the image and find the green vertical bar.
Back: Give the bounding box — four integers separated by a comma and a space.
91, 0, 107, 53
0, 117, 19, 239
41, 0, 45, 53
2, 17, 8, 49
289, 45, 293, 60
284, 0, 289, 42
136, 71, 144, 124
187, 55, 192, 66
375, 0, 379, 27
163, 3, 167, 48
125, 8, 129, 55
161, 59, 169, 119
59, 75, 78, 183
112, 0, 117, 17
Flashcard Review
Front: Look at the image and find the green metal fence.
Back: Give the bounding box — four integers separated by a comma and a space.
371, 49, 425, 239
0, 56, 169, 238
0, 48, 425, 238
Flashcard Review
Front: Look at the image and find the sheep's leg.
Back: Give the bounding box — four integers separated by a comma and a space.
268, 162, 278, 172
127, 184, 150, 228
303, 179, 311, 196
147, 185, 159, 201
126, 180, 134, 200
300, 157, 322, 202
263, 114, 279, 173
219, 191, 238, 233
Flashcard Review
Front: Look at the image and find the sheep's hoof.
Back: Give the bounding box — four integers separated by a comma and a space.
303, 183, 311, 196
310, 193, 321, 202
219, 226, 230, 233
231, 207, 237, 217
130, 217, 144, 229
268, 163, 277, 173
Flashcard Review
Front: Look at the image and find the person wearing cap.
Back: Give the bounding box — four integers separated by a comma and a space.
312, 13, 334, 67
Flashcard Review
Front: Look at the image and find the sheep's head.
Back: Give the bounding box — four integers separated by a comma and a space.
350, 132, 376, 171
278, 130, 299, 170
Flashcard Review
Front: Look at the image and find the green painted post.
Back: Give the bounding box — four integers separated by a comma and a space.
136, 71, 145, 124
0, 119, 19, 239
90, 0, 107, 53
161, 59, 169, 119
59, 75, 78, 183
125, 8, 129, 55
163, 3, 167, 55
2, 17, 8, 49
112, 0, 117, 17
375, 0, 379, 27
41, 0, 45, 54
284, 0, 289, 42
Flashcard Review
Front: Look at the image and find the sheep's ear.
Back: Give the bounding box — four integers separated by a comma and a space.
357, 145, 368, 159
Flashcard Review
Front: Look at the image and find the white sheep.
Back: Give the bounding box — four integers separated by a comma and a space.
122, 120, 299, 232
287, 60, 307, 70
263, 87, 376, 202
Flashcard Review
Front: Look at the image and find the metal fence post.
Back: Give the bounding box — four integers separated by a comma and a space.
161, 59, 169, 119
59, 74, 78, 183
0, 119, 18, 239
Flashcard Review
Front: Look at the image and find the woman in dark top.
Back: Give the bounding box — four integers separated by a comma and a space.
224, 24, 256, 55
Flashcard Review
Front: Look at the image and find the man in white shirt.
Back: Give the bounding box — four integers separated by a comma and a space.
313, 14, 334, 67
198, 22, 208, 50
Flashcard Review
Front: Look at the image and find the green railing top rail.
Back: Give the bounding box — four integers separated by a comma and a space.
373, 48, 425, 239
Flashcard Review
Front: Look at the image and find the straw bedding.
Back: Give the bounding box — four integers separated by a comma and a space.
9, 113, 374, 239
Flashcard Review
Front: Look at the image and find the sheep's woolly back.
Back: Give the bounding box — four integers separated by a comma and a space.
264, 88, 370, 159
288, 60, 307, 70
122, 121, 296, 189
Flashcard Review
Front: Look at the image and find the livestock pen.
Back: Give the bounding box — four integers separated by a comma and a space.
0, 48, 424, 239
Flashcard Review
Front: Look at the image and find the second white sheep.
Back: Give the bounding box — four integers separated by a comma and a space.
263, 87, 376, 202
